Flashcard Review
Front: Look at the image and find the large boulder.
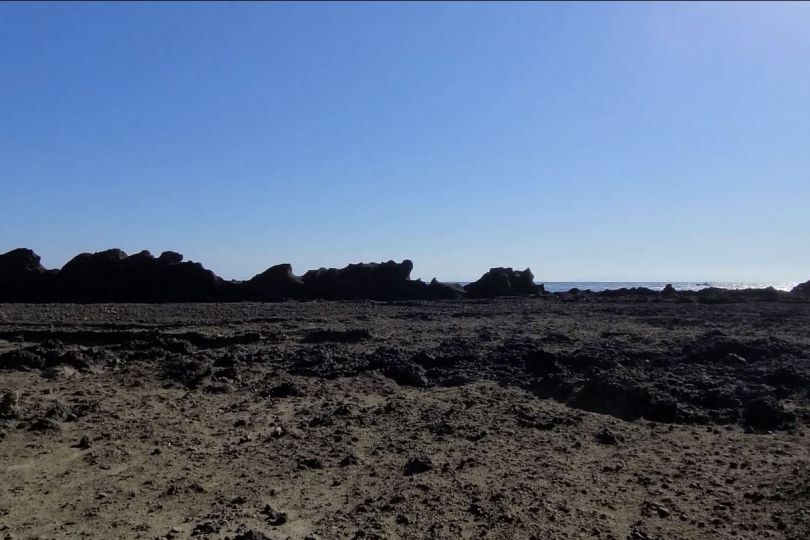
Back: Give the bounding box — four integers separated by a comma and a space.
244, 264, 304, 300
0, 248, 53, 301
157, 258, 228, 302
743, 397, 795, 431
301, 260, 418, 300
0, 248, 46, 274
55, 249, 226, 302
57, 249, 130, 301
158, 251, 184, 265
464, 267, 540, 298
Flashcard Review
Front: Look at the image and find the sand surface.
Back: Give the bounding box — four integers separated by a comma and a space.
1, 299, 809, 540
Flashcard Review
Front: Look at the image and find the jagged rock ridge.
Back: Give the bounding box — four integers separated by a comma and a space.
0, 248, 477, 303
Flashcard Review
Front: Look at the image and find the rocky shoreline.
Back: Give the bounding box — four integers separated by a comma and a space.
2, 248, 809, 304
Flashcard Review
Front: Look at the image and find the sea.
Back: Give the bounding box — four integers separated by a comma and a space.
535, 282, 799, 293
454, 281, 799, 293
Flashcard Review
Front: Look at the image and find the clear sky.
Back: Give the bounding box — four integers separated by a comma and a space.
2, 2, 809, 282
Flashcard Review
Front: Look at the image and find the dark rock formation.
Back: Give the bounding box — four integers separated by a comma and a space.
695, 286, 784, 304
464, 267, 540, 298
425, 279, 467, 300
0, 248, 231, 303
596, 287, 658, 298
244, 264, 304, 300
560, 284, 789, 304
743, 397, 795, 431
249, 261, 466, 301
300, 260, 418, 300
55, 249, 227, 302
792, 279, 810, 299
0, 248, 53, 302
158, 250, 183, 265
0, 248, 472, 302
1, 246, 796, 304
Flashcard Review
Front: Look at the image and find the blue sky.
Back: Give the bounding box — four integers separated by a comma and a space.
2, 2, 809, 282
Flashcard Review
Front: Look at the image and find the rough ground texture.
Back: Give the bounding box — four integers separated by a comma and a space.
1, 298, 809, 540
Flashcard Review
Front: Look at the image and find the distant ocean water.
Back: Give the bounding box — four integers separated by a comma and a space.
455, 281, 798, 293
537, 282, 798, 293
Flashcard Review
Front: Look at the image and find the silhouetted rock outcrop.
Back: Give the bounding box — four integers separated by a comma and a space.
596, 287, 658, 298
464, 267, 540, 298
695, 286, 784, 304
0, 248, 46, 275
0, 248, 229, 303
158, 251, 184, 265
244, 264, 304, 300
0, 248, 472, 302
301, 260, 419, 300
54, 249, 227, 302
425, 279, 467, 300
792, 280, 810, 299
0, 248, 53, 302
1, 247, 795, 304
